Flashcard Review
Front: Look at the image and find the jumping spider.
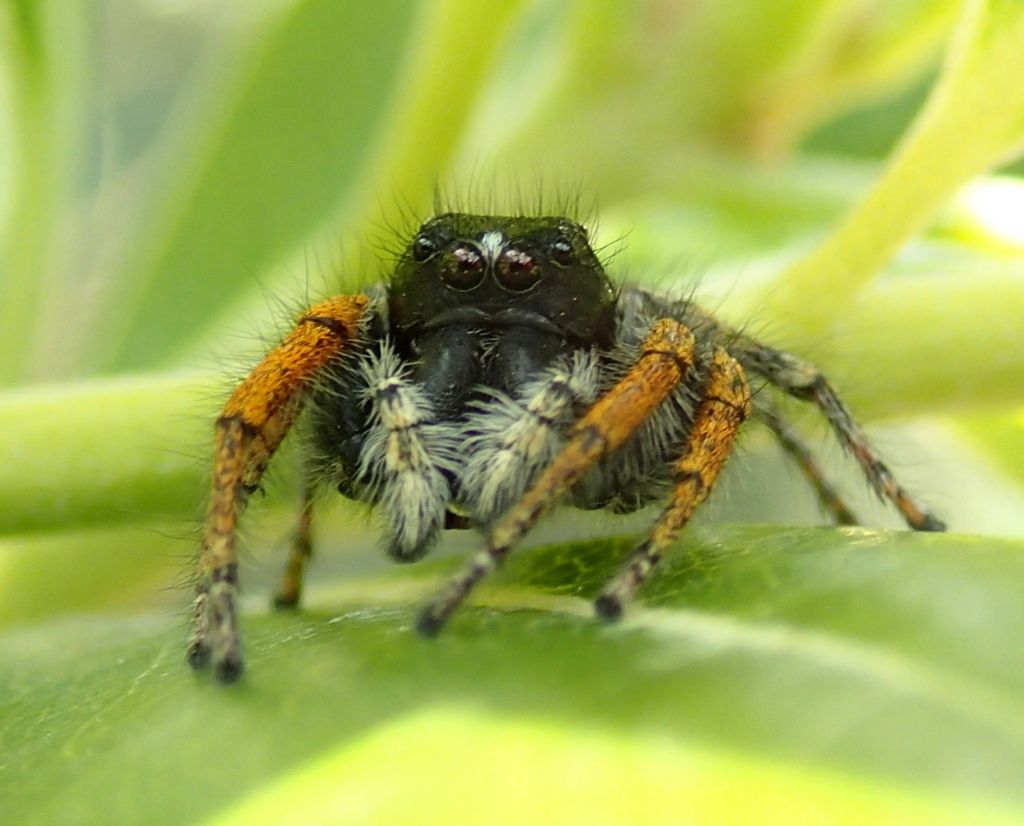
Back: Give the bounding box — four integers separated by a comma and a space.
188, 212, 944, 683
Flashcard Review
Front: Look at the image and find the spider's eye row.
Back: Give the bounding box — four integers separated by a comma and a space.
442, 244, 486, 291
411, 233, 438, 262
496, 247, 541, 292
550, 237, 575, 266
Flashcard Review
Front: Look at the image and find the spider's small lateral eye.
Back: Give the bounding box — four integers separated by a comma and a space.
441, 244, 486, 291
495, 247, 541, 292
411, 233, 438, 262
550, 237, 575, 266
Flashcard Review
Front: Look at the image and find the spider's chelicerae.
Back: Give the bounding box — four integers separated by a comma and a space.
189, 212, 944, 683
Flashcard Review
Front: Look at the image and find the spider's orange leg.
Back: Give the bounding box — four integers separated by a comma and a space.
595, 348, 751, 620
417, 319, 697, 636
188, 294, 369, 683
273, 479, 315, 609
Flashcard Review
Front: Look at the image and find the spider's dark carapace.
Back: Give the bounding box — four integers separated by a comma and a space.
189, 212, 944, 683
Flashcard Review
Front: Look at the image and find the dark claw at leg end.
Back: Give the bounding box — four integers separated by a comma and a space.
273, 591, 300, 611
593, 592, 624, 623
919, 514, 947, 532
417, 555, 494, 637
214, 652, 245, 684
187, 641, 211, 670
415, 607, 446, 638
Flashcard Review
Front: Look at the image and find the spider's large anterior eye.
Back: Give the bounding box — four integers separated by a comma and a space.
411, 233, 438, 262
441, 244, 486, 291
550, 236, 575, 266
495, 247, 540, 292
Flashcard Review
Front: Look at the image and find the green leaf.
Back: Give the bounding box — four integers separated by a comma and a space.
0, 3, 91, 385
87, 0, 418, 373
956, 408, 1024, 486
757, 0, 1024, 337
3, 526, 1024, 824
85, 0, 530, 376
813, 257, 1024, 416
0, 524, 188, 626
176, 0, 531, 369
1, 5, 1023, 824
747, 0, 959, 156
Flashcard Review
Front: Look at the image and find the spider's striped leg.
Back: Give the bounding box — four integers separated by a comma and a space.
189, 294, 369, 683
595, 348, 751, 620
273, 479, 316, 609
417, 319, 697, 636
738, 341, 945, 532
756, 401, 858, 526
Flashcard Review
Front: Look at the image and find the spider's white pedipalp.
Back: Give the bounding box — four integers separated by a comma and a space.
357, 341, 460, 560
460, 350, 600, 523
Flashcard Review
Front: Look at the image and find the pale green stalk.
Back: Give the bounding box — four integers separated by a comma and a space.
758, 0, 1024, 337
800, 272, 1024, 417
0, 373, 212, 534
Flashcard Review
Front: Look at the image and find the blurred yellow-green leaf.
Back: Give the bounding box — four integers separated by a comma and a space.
1, 1, 1022, 824
5, 528, 1024, 825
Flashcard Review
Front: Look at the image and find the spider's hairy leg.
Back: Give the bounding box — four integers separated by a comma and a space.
737, 341, 945, 532
417, 319, 697, 636
756, 401, 858, 526
273, 479, 315, 609
189, 294, 369, 683
595, 349, 751, 620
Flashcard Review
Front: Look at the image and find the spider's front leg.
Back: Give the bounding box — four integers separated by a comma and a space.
188, 294, 368, 683
595, 348, 751, 619
417, 318, 698, 636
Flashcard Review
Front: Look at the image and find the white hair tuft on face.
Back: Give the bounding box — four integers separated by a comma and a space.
478, 230, 505, 262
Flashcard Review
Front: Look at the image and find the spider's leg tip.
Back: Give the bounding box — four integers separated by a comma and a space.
272, 592, 300, 611
415, 608, 446, 638
186, 642, 211, 671
594, 593, 623, 623
920, 514, 947, 532
214, 653, 245, 685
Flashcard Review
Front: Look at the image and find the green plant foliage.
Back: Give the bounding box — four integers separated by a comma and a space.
1, 0, 1023, 823
758, 0, 1024, 336
95, 0, 419, 372
3, 528, 1024, 824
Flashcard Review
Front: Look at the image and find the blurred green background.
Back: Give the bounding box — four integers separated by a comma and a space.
1, 1, 1023, 824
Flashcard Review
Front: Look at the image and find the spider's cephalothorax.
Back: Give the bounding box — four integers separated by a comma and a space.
188, 212, 945, 683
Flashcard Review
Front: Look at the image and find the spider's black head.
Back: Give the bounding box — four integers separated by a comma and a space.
388, 213, 617, 347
